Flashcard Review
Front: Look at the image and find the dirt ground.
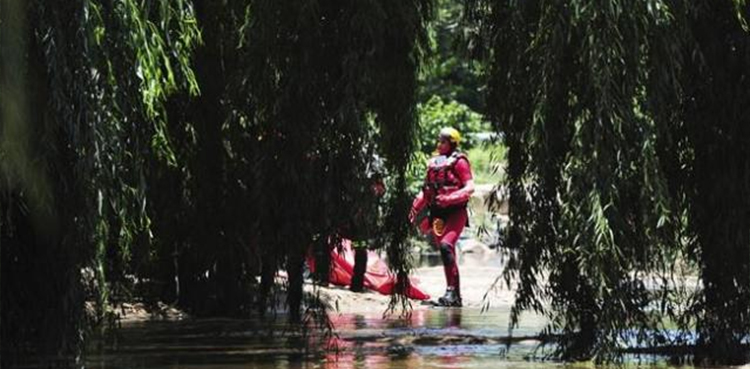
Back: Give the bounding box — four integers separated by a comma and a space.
306, 247, 515, 315
115, 248, 513, 322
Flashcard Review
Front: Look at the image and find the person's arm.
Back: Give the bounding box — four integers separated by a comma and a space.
436, 180, 474, 207
436, 158, 474, 207
409, 190, 427, 223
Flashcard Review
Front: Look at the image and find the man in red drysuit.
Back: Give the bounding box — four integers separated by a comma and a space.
409, 127, 475, 307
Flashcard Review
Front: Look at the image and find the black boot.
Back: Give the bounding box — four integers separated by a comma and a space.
437, 288, 462, 307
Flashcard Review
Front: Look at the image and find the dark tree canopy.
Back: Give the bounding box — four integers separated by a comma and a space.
469, 0, 750, 363
0, 0, 429, 365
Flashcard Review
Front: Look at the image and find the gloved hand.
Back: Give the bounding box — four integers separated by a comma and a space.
435, 190, 471, 208
409, 192, 427, 224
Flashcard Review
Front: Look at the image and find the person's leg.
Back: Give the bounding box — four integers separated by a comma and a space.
350, 241, 368, 292
436, 209, 468, 306
312, 238, 331, 287
439, 241, 460, 294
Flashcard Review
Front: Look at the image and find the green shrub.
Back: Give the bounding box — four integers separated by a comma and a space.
416, 95, 487, 154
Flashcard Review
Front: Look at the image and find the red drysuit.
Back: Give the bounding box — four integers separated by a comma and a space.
411, 151, 473, 296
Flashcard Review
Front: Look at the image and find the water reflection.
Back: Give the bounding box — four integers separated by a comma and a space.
85, 308, 545, 369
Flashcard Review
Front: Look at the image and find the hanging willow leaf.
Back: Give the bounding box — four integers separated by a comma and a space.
468, 0, 750, 363
1, 0, 199, 362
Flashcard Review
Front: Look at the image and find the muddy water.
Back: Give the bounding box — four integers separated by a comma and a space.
82, 251, 679, 369
84, 251, 554, 369
85, 308, 550, 369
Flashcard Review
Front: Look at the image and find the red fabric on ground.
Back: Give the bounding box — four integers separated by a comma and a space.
307, 239, 430, 300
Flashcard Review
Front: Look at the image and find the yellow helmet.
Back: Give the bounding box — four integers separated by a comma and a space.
439, 127, 461, 145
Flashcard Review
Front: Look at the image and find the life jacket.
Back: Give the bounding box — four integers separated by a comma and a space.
423, 151, 469, 204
